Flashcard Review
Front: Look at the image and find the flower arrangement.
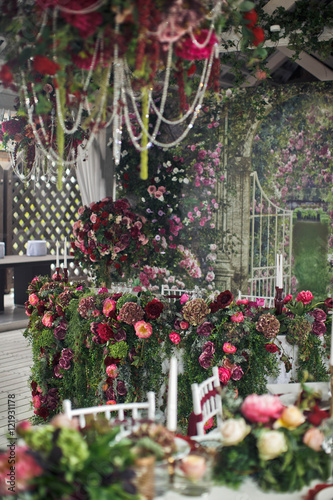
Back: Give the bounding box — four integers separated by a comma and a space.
71, 197, 152, 287
0, 415, 179, 499
213, 387, 332, 492
23, 274, 331, 430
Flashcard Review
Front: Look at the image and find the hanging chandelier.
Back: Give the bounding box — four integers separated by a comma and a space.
0, 0, 265, 187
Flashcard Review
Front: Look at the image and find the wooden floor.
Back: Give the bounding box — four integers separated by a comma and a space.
0, 329, 33, 449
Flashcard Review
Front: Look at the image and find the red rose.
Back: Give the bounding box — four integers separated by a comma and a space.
33, 55, 60, 75
218, 367, 231, 385
243, 9, 257, 29
252, 27, 265, 46
101, 211, 108, 218
265, 343, 279, 353
145, 298, 164, 319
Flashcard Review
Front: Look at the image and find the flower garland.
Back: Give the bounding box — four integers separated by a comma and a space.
23, 276, 331, 429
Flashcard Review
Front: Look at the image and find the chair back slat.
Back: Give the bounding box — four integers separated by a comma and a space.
63, 392, 156, 428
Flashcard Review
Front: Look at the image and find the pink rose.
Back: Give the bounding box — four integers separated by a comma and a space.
218, 367, 231, 385
303, 427, 325, 451
223, 343, 237, 353
42, 312, 54, 327
29, 293, 39, 306
180, 293, 190, 305
296, 290, 314, 304
106, 364, 118, 378
169, 332, 181, 344
256, 298, 265, 307
180, 320, 189, 330
134, 321, 153, 339
241, 394, 284, 423
236, 299, 249, 305
231, 311, 244, 323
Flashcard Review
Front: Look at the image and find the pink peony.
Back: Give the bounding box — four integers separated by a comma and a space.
236, 299, 249, 305
218, 367, 231, 385
231, 311, 244, 323
98, 287, 109, 294
169, 332, 181, 344
106, 364, 118, 378
42, 312, 54, 327
103, 298, 117, 318
28, 293, 39, 306
134, 320, 153, 339
223, 343, 237, 353
241, 394, 284, 423
283, 294, 293, 304
296, 290, 314, 304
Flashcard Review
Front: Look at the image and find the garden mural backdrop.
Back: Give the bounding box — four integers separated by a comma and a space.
110, 81, 333, 302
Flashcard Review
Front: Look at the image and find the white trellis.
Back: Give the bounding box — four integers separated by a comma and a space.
244, 171, 293, 301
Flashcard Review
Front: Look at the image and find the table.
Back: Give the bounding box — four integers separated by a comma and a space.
0, 255, 73, 312
161, 478, 322, 499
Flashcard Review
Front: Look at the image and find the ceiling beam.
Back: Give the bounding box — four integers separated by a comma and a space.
277, 46, 333, 80
263, 0, 296, 15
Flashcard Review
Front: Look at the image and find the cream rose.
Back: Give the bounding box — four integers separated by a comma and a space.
220, 418, 251, 446
257, 430, 288, 461
303, 427, 324, 451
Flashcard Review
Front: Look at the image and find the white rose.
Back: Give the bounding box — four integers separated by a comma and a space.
220, 418, 251, 446
257, 431, 288, 461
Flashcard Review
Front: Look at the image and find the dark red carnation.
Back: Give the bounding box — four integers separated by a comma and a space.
33, 55, 60, 75
144, 298, 164, 319
97, 323, 114, 342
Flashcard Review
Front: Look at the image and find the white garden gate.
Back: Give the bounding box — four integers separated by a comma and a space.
245, 171, 293, 301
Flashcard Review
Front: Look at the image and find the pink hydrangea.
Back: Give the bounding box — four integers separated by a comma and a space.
296, 290, 314, 304
223, 343, 237, 354
169, 332, 181, 344
106, 364, 118, 378
134, 321, 153, 339
231, 311, 244, 323
241, 394, 284, 423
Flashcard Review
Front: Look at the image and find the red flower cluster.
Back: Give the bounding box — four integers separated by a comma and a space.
243, 9, 265, 47
175, 29, 218, 61
33, 55, 60, 76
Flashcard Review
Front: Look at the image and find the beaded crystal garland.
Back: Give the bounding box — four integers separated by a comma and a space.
0, 0, 265, 185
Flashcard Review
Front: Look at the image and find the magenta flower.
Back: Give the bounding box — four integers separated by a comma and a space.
42, 312, 54, 328
169, 332, 181, 344
103, 298, 117, 318
28, 293, 39, 306
241, 394, 284, 423
218, 367, 231, 385
296, 290, 314, 304
223, 343, 237, 354
231, 311, 244, 323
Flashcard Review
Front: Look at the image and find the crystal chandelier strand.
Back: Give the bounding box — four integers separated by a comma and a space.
122, 48, 213, 151
57, 0, 105, 14
149, 58, 209, 125
188, 0, 222, 48
126, 51, 214, 135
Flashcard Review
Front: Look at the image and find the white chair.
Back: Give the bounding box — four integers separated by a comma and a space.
188, 366, 223, 440
63, 391, 155, 429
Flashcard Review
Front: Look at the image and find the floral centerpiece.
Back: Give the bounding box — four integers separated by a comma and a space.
0, 415, 179, 499
71, 197, 152, 287
213, 387, 331, 492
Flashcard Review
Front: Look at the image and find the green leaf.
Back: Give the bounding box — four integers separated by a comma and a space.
239, 1, 255, 12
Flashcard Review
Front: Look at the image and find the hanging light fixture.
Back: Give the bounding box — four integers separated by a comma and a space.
0, 0, 265, 186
